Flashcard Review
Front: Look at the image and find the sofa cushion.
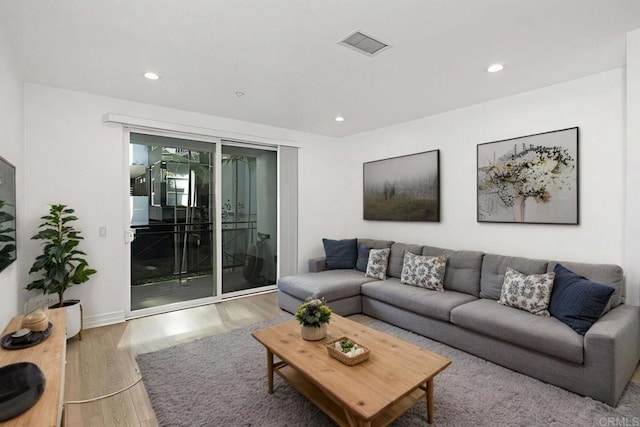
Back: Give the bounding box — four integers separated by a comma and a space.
400, 252, 447, 291
362, 278, 477, 322
277, 270, 374, 302
549, 264, 615, 335
356, 238, 394, 272
450, 298, 584, 363
421, 245, 453, 258
498, 267, 555, 316
357, 238, 395, 250
423, 246, 483, 296
388, 242, 423, 278
355, 244, 371, 272
366, 248, 391, 280
322, 238, 357, 269
547, 260, 623, 311
480, 254, 548, 300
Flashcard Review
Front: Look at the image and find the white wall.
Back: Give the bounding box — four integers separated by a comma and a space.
19, 46, 638, 328
23, 84, 339, 327
0, 23, 24, 327
625, 29, 640, 306
338, 69, 634, 301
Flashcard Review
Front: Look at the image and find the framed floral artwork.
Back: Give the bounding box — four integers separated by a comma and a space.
477, 127, 578, 224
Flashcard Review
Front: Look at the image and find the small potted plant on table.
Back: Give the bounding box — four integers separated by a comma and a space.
295, 297, 332, 341
25, 204, 97, 340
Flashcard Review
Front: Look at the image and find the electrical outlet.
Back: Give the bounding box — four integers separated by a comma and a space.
99, 226, 107, 237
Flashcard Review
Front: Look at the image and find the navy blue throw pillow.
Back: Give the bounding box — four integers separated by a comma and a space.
549, 264, 615, 335
322, 238, 357, 270
355, 244, 372, 272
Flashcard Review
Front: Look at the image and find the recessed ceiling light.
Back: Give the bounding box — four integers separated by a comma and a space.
487, 64, 504, 73
335, 116, 344, 122
144, 72, 160, 80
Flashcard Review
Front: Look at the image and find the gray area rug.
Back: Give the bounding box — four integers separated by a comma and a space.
137, 315, 640, 426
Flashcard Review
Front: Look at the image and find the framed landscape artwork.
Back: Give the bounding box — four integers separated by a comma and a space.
0, 155, 16, 272
477, 127, 578, 224
363, 150, 439, 221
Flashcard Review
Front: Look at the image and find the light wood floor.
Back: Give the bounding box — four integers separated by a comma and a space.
63, 291, 284, 426
64, 291, 640, 426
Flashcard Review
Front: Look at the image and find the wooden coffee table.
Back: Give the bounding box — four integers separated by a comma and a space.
252, 314, 450, 426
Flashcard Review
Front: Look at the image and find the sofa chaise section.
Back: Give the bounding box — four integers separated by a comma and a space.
278, 269, 375, 316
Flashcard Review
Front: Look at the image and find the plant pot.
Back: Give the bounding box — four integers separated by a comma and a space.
49, 299, 82, 339
301, 323, 327, 341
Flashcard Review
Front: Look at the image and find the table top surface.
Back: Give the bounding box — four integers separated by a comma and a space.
251, 314, 451, 420
0, 308, 67, 427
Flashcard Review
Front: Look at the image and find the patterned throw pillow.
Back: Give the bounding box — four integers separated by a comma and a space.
365, 248, 391, 280
498, 267, 555, 316
400, 251, 447, 291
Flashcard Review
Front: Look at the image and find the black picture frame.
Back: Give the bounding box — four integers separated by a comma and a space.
363, 150, 440, 222
0, 155, 16, 271
477, 127, 579, 224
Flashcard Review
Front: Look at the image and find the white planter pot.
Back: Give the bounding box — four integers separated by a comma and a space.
301, 323, 327, 341
50, 299, 82, 339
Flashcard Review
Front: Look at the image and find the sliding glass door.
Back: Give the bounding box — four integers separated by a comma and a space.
129, 133, 216, 312
126, 132, 284, 317
221, 144, 277, 294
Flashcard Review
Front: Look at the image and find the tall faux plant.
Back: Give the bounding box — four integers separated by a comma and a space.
26, 204, 97, 307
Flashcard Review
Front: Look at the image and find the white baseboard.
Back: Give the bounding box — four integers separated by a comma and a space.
83, 310, 125, 329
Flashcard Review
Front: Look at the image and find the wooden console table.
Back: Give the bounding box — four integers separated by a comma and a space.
0, 308, 67, 427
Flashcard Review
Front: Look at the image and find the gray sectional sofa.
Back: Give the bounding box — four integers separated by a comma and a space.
277, 238, 640, 406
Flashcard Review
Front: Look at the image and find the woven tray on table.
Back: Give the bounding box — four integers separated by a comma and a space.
325, 337, 370, 366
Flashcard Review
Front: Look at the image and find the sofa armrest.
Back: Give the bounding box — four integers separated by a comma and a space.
309, 257, 327, 273
586, 304, 640, 353
584, 304, 640, 404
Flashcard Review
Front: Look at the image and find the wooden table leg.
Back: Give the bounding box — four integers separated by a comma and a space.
343, 407, 371, 427
267, 349, 274, 394
426, 379, 434, 424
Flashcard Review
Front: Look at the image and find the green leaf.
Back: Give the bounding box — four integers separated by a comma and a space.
32, 229, 58, 240
61, 215, 78, 223
0, 245, 15, 255
0, 212, 15, 222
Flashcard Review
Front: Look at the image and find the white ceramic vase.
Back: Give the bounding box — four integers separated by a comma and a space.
301, 323, 327, 341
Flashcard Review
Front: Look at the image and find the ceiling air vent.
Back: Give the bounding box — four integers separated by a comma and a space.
338, 30, 391, 56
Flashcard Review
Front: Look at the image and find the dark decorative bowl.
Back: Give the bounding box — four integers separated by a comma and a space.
0, 362, 46, 422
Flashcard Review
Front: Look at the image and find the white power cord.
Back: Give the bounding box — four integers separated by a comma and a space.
63, 375, 144, 425
63, 376, 143, 405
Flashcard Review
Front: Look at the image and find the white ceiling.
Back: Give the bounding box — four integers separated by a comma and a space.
1, 1, 640, 138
